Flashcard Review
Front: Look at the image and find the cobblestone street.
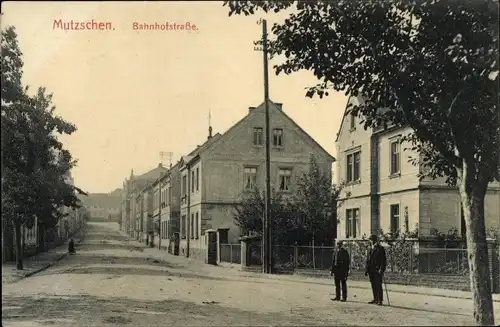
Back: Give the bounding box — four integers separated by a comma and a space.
2, 222, 499, 326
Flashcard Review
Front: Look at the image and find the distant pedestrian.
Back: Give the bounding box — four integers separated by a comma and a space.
330, 240, 350, 302
68, 238, 76, 254
365, 234, 387, 305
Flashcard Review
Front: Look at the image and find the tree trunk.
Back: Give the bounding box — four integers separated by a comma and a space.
15, 219, 23, 270
458, 172, 495, 326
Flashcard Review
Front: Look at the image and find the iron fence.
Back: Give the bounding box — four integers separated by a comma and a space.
271, 243, 469, 275
220, 243, 241, 264
249, 243, 262, 266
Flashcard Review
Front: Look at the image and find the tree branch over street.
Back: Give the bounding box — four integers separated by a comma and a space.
223, 1, 499, 325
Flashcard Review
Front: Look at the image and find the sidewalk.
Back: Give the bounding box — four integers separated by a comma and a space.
2, 227, 87, 284
120, 232, 500, 304
2, 244, 69, 284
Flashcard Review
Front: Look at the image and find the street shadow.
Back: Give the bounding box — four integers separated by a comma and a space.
39, 264, 230, 282
328, 298, 470, 317
62, 254, 180, 269
1, 294, 341, 326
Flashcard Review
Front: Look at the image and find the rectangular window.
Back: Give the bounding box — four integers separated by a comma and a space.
346, 151, 361, 183
390, 204, 400, 233
350, 112, 356, 130
244, 167, 257, 190
460, 206, 466, 238
278, 168, 292, 191
273, 128, 283, 147
196, 167, 199, 191
253, 127, 263, 146
191, 171, 195, 193
195, 212, 199, 239
191, 213, 195, 239
182, 176, 187, 196
390, 140, 401, 175
346, 208, 360, 238
181, 215, 186, 239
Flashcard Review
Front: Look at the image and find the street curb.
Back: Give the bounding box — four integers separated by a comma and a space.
23, 252, 69, 278
262, 274, 500, 303
216, 265, 500, 303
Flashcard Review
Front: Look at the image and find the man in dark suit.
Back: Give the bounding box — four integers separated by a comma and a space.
330, 240, 350, 301
365, 234, 387, 305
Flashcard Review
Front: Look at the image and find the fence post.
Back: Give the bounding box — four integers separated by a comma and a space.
427, 251, 430, 273
312, 239, 316, 270
294, 246, 298, 269
409, 244, 413, 274
320, 246, 324, 270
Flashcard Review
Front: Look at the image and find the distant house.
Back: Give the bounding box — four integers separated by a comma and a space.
178, 100, 335, 260
81, 193, 121, 221
335, 95, 500, 240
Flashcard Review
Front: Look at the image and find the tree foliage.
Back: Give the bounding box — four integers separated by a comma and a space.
224, 1, 498, 324
1, 26, 86, 233
233, 187, 299, 245
224, 0, 499, 186
292, 154, 350, 245
233, 156, 349, 246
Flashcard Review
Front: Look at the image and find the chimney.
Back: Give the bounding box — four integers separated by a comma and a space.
158, 163, 163, 168
208, 125, 213, 140
274, 103, 283, 111
248, 106, 256, 114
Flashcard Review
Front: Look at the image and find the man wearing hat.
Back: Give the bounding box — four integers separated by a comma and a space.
365, 234, 387, 305
330, 240, 350, 301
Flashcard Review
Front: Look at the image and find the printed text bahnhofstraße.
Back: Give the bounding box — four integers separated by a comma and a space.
132, 22, 198, 31
53, 19, 114, 31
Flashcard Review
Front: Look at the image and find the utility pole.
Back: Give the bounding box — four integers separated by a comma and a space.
159, 151, 173, 168
255, 18, 272, 274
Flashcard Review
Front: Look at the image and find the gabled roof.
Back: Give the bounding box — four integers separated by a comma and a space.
207, 100, 335, 162
178, 133, 223, 170
335, 95, 357, 143
335, 94, 406, 142
135, 164, 168, 181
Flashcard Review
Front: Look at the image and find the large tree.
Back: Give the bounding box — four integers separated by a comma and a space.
224, 1, 499, 325
292, 154, 350, 245
233, 187, 298, 245
1, 26, 85, 269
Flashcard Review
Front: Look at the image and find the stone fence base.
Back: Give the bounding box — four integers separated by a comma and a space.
293, 269, 471, 291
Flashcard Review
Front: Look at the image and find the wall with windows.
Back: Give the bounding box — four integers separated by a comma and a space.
335, 97, 372, 200
379, 190, 420, 235
337, 196, 371, 239
206, 102, 333, 180
378, 128, 420, 193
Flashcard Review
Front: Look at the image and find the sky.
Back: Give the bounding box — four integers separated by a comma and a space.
2, 1, 348, 194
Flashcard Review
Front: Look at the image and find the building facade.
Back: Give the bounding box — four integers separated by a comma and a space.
81, 192, 121, 221
120, 164, 167, 238
336, 95, 500, 239
178, 100, 335, 260
155, 164, 181, 251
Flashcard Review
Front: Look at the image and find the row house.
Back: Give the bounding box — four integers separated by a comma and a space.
335, 95, 500, 240
151, 163, 181, 251
120, 164, 167, 237
177, 100, 335, 260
